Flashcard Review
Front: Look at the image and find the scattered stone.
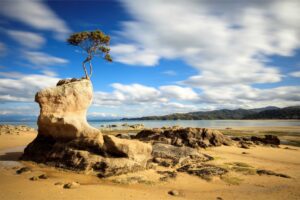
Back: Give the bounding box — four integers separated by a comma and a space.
242, 152, 249, 154
56, 78, 82, 86
216, 197, 224, 200
0, 124, 35, 135
177, 164, 228, 181
29, 176, 39, 181
168, 190, 180, 196
284, 147, 297, 150
152, 143, 212, 167
38, 174, 48, 179
157, 171, 177, 181
256, 169, 291, 178
63, 182, 80, 189
116, 133, 131, 139
233, 135, 280, 148
16, 167, 31, 174
111, 175, 154, 185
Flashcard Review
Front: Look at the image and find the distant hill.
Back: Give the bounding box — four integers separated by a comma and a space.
245, 106, 300, 119
123, 106, 300, 120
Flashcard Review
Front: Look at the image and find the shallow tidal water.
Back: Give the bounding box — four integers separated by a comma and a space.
1, 119, 300, 129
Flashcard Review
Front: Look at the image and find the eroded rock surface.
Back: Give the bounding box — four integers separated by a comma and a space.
22, 79, 152, 177
135, 127, 233, 148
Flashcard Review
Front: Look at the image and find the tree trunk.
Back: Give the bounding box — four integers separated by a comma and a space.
89, 61, 93, 78
82, 61, 89, 79
82, 55, 92, 79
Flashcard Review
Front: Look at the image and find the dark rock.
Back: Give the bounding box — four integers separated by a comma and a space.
157, 171, 177, 181
256, 169, 291, 178
177, 164, 228, 180
168, 190, 180, 196
251, 135, 280, 146
29, 176, 38, 181
16, 167, 31, 174
63, 182, 80, 189
38, 174, 48, 179
135, 127, 232, 148
152, 143, 212, 167
116, 133, 131, 139
56, 78, 82, 86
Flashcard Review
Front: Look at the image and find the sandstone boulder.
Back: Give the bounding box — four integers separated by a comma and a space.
35, 78, 101, 141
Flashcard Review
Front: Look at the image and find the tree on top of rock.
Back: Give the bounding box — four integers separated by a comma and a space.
67, 30, 112, 79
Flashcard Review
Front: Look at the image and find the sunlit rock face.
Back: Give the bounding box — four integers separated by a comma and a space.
35, 78, 101, 141
22, 79, 152, 177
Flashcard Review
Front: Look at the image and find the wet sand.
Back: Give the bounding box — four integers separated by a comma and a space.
0, 127, 300, 200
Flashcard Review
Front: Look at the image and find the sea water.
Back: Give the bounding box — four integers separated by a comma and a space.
1, 120, 300, 129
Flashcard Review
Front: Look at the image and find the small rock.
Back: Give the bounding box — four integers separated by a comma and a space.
63, 182, 80, 189
256, 169, 291, 178
29, 176, 39, 181
54, 182, 64, 186
242, 152, 249, 154
38, 174, 48, 179
16, 167, 31, 174
168, 190, 180, 196
216, 197, 223, 200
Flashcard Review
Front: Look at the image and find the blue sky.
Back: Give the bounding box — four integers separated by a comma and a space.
0, 0, 300, 120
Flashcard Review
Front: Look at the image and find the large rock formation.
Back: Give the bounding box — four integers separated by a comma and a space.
134, 127, 233, 148
22, 79, 152, 177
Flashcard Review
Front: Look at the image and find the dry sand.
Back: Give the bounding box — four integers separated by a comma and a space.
0, 127, 300, 200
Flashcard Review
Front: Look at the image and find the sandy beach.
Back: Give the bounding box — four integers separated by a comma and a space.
0, 126, 299, 200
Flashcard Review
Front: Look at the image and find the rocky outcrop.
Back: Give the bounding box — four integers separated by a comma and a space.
22, 79, 152, 177
135, 127, 233, 148
35, 78, 100, 141
152, 143, 213, 167
232, 135, 280, 148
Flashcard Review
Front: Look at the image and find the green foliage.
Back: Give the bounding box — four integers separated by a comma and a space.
67, 29, 112, 78
123, 106, 300, 120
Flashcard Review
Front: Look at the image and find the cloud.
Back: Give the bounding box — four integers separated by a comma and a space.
0, 104, 38, 116
23, 51, 69, 66
289, 71, 300, 78
111, 44, 159, 66
0, 0, 71, 39
92, 82, 300, 116
0, 71, 59, 102
162, 70, 177, 76
198, 85, 300, 109
117, 0, 300, 87
6, 30, 45, 49
0, 42, 6, 56
159, 85, 199, 100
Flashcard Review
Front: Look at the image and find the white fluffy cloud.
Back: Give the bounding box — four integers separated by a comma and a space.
289, 71, 300, 78
111, 44, 159, 66
0, 0, 71, 39
7, 30, 45, 49
117, 0, 300, 87
0, 71, 59, 102
23, 51, 69, 66
159, 85, 198, 100
91, 82, 300, 116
